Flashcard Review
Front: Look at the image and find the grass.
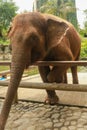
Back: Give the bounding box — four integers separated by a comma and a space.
0, 65, 39, 76
24, 67, 39, 76
0, 66, 10, 72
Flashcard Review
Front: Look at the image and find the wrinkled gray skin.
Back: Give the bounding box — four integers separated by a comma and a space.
0, 12, 81, 130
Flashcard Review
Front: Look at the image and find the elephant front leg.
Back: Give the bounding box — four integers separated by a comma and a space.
64, 71, 68, 83
47, 66, 65, 83
38, 66, 59, 105
71, 66, 78, 84
0, 117, 4, 130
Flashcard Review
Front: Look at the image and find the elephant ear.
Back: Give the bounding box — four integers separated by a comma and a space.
7, 26, 12, 37
46, 18, 69, 50
7, 23, 14, 38
7, 17, 16, 38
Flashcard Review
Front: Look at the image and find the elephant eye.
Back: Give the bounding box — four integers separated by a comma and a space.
30, 33, 39, 43
25, 33, 39, 47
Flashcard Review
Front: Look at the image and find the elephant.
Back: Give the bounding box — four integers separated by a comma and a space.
0, 12, 81, 129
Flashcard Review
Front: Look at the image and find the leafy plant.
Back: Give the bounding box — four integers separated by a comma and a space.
39, 0, 77, 28
0, 0, 18, 37
80, 37, 87, 58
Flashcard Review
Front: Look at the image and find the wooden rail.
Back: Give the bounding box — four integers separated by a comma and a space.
0, 60, 87, 66
0, 61, 11, 66
0, 81, 87, 92
0, 61, 87, 103
36, 61, 87, 66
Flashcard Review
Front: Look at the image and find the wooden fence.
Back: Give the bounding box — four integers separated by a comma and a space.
0, 61, 87, 103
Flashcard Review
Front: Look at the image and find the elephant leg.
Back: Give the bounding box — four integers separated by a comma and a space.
47, 66, 68, 103
64, 71, 68, 83
47, 66, 68, 83
71, 66, 78, 84
38, 66, 50, 82
38, 66, 59, 105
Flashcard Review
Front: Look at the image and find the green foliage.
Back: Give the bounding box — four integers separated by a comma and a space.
39, 0, 58, 15
0, 37, 10, 45
0, 0, 18, 37
84, 9, 87, 32
39, 0, 78, 28
84, 9, 87, 19
84, 21, 87, 32
80, 37, 87, 58
79, 29, 85, 36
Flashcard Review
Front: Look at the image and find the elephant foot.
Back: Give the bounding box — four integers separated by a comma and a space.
45, 95, 59, 105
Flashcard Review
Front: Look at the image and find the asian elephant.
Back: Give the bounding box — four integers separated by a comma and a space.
0, 12, 81, 129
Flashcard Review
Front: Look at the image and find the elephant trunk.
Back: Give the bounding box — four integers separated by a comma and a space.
0, 50, 29, 129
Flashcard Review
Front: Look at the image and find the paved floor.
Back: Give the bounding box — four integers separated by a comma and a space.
2, 99, 87, 130
0, 73, 87, 130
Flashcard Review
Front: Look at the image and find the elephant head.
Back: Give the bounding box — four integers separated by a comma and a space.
0, 12, 81, 129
